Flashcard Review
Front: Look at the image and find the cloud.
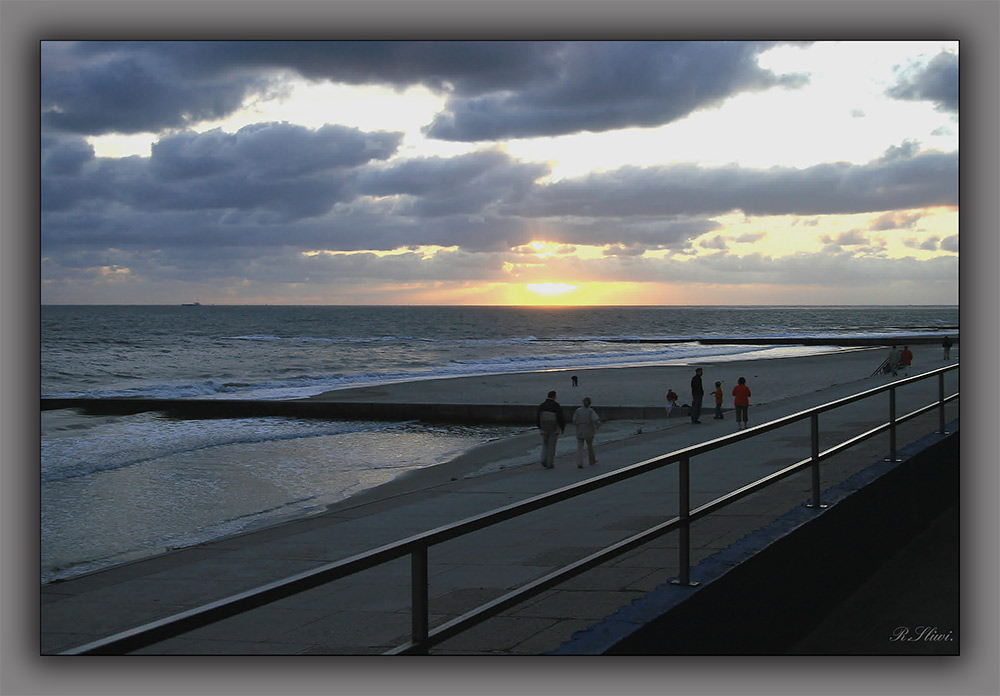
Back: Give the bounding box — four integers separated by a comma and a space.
42, 123, 403, 223
41, 121, 956, 268
886, 50, 959, 113
41, 42, 275, 136
871, 211, 922, 231
37, 41, 957, 305
602, 244, 648, 257
354, 148, 549, 217
424, 42, 809, 141
151, 123, 401, 180
512, 148, 957, 218
904, 236, 942, 251
40, 41, 808, 141
699, 235, 729, 250
821, 230, 869, 247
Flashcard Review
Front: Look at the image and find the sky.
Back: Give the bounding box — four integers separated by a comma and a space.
39, 40, 959, 306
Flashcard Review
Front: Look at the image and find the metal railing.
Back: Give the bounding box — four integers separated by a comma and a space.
60, 363, 959, 655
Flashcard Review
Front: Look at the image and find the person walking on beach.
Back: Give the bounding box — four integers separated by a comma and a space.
900, 345, 913, 376
732, 377, 751, 430
572, 397, 600, 468
711, 381, 724, 420
690, 368, 704, 423
537, 390, 566, 469
942, 336, 953, 360
888, 345, 901, 377
665, 388, 678, 418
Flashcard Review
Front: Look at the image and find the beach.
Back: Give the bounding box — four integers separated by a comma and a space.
40, 343, 962, 657
308, 345, 891, 408
307, 345, 948, 511
40, 305, 958, 583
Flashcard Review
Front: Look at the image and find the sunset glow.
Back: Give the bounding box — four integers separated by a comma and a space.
526, 282, 578, 296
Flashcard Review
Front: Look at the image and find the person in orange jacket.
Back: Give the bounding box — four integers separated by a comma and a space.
732, 377, 751, 430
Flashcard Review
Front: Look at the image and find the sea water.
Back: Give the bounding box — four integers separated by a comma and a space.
40, 305, 957, 583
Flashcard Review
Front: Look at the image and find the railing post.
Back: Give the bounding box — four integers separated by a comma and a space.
938, 372, 945, 434
885, 385, 901, 463
411, 546, 429, 651
671, 456, 699, 587
806, 412, 827, 509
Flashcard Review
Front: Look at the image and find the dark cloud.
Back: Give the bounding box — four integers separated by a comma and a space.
886, 51, 959, 113
41, 42, 273, 136
41, 41, 806, 141
42, 123, 403, 223
821, 230, 868, 247
150, 123, 400, 180
904, 236, 942, 251
513, 148, 957, 218
40, 134, 96, 177
355, 149, 549, 217
425, 42, 808, 141
699, 235, 729, 251
602, 244, 648, 257
38, 38, 958, 305
41, 120, 956, 266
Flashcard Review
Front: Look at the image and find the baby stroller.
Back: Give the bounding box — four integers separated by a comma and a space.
871, 357, 892, 377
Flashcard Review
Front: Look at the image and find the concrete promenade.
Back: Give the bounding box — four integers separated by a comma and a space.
41, 365, 959, 655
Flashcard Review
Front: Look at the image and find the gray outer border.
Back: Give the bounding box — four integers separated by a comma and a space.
4, 2, 997, 695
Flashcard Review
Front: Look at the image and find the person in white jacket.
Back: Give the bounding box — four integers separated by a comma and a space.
572, 397, 601, 469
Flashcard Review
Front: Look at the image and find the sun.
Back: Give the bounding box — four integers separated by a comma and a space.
526, 282, 577, 296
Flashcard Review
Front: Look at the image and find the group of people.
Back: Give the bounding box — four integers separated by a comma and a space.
884, 338, 955, 378
536, 390, 599, 470
537, 335, 957, 469
682, 367, 752, 429
538, 365, 757, 469
886, 345, 915, 377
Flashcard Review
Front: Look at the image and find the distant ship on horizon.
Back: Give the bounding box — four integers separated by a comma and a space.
180, 301, 201, 307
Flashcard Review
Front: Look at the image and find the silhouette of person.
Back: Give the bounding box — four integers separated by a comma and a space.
536, 390, 566, 469
572, 397, 600, 468
690, 368, 704, 424
886, 345, 901, 377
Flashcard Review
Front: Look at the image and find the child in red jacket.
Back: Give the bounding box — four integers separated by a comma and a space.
711, 381, 724, 420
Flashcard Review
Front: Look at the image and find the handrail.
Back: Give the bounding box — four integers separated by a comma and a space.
59, 363, 959, 655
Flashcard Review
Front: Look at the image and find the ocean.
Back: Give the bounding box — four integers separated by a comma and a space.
40, 305, 957, 584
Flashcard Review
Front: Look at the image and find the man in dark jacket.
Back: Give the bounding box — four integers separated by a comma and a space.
690, 367, 704, 424
537, 391, 566, 468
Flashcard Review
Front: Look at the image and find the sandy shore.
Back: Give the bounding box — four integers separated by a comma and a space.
309, 345, 904, 409
318, 345, 954, 512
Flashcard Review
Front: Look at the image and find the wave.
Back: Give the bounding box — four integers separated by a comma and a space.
40, 416, 413, 483
41, 340, 860, 402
